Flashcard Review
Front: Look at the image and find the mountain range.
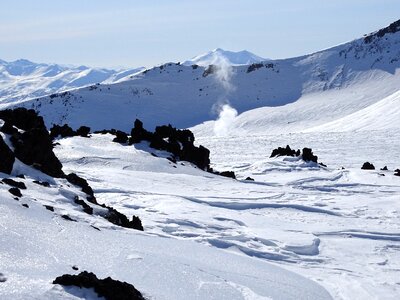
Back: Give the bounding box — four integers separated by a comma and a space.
1, 20, 399, 135
1, 19, 400, 300
0, 59, 144, 103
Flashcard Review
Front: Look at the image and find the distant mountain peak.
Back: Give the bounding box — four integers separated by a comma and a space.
183, 48, 267, 66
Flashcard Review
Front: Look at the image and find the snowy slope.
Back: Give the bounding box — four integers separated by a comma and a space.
3, 20, 400, 134
182, 48, 267, 66
0, 131, 332, 300
52, 131, 400, 299
0, 59, 144, 103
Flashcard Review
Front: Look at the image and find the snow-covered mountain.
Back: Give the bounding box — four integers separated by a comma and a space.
2, 20, 400, 300
3, 20, 400, 135
0, 59, 144, 103
182, 48, 267, 66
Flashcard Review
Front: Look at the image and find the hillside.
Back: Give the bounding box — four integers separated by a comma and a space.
0, 108, 334, 299
1, 20, 400, 134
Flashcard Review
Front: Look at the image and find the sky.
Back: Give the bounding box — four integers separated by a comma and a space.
1, 0, 400, 69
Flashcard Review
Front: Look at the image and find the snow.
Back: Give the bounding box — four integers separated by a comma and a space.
3, 25, 400, 133
0, 59, 144, 104
1, 20, 400, 300
47, 131, 399, 299
182, 48, 268, 66
0, 134, 332, 299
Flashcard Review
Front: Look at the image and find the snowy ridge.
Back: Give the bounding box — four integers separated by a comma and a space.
2, 20, 400, 134
182, 48, 267, 66
0, 59, 144, 103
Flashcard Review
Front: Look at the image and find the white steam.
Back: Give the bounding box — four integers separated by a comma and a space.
210, 52, 235, 93
210, 51, 238, 136
213, 104, 238, 137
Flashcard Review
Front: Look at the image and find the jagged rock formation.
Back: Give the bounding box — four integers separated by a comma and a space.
53, 271, 146, 300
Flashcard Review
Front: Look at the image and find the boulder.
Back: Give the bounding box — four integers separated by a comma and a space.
301, 148, 318, 163
53, 271, 145, 300
11, 128, 64, 178
2, 178, 26, 189
49, 124, 75, 139
76, 126, 91, 137
361, 162, 375, 170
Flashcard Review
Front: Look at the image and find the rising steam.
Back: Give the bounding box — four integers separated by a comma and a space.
210, 51, 238, 136
213, 104, 238, 137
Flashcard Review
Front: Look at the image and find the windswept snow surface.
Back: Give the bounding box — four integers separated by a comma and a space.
51, 131, 400, 299
0, 59, 144, 103
0, 135, 332, 300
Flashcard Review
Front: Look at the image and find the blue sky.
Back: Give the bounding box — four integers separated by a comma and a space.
1, 0, 399, 68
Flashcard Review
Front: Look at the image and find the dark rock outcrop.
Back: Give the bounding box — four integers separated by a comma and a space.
270, 145, 320, 164
76, 126, 91, 137
105, 208, 143, 231
0, 108, 45, 131
66, 173, 95, 200
0, 121, 18, 135
8, 187, 22, 197
2, 178, 26, 189
364, 19, 400, 43
50, 124, 91, 139
394, 169, 400, 176
0, 136, 15, 174
74, 196, 93, 215
112, 130, 128, 144
301, 148, 318, 163
129, 119, 153, 144
10, 127, 64, 177
53, 271, 145, 300
33, 180, 50, 187
246, 63, 264, 73
270, 145, 300, 158
50, 124, 75, 139
361, 162, 375, 170
129, 120, 210, 171
0, 108, 64, 177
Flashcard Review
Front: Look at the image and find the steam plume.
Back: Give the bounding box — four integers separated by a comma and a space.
210, 51, 238, 136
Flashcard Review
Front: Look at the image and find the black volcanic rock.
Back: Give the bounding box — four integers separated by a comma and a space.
53, 271, 145, 300
270, 145, 299, 158
2, 178, 26, 189
0, 108, 45, 131
364, 19, 400, 43
129, 119, 153, 144
105, 208, 144, 231
10, 127, 64, 178
8, 187, 22, 197
50, 124, 75, 139
0, 136, 15, 174
112, 130, 129, 144
66, 173, 95, 199
246, 63, 264, 73
76, 126, 91, 137
301, 148, 318, 163
361, 162, 375, 170
0, 121, 18, 135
